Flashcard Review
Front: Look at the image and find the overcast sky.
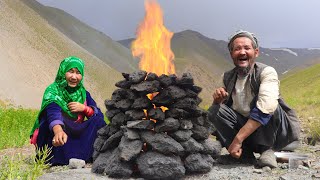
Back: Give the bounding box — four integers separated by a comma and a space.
37, 0, 320, 48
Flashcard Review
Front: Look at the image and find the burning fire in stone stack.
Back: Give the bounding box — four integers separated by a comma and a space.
131, 0, 175, 76
131, 0, 175, 105
91, 0, 221, 179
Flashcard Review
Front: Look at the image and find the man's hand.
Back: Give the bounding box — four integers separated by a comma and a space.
228, 119, 262, 158
52, 125, 68, 147
68, 102, 85, 113
213, 87, 229, 104
228, 137, 243, 158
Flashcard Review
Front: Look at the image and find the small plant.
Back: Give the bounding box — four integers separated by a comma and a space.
0, 145, 52, 180
307, 118, 320, 145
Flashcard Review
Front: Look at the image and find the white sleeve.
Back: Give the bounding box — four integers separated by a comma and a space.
256, 66, 279, 114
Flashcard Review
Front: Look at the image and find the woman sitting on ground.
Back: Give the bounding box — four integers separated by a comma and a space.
30, 56, 106, 165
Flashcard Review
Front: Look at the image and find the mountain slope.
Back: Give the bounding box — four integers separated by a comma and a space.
280, 61, 320, 120
23, 0, 138, 73
0, 0, 122, 109
119, 30, 234, 106
119, 30, 320, 106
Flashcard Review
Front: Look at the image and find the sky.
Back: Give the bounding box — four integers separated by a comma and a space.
37, 0, 320, 48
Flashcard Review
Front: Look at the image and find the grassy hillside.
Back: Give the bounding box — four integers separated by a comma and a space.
0, 0, 123, 109
280, 62, 320, 138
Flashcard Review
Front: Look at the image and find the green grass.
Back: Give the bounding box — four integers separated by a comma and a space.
0, 105, 110, 150
0, 145, 52, 180
0, 107, 38, 150
281, 63, 320, 140
0, 103, 109, 179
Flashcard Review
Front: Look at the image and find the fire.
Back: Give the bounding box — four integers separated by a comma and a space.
131, 0, 175, 76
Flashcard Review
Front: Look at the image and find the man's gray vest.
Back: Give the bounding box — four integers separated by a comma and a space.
223, 62, 300, 148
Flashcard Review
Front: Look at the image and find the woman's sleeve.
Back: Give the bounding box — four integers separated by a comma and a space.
85, 91, 104, 118
46, 103, 64, 131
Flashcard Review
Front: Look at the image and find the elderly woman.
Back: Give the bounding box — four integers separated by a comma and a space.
30, 56, 106, 165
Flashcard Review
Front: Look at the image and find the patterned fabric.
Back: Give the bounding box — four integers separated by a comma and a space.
30, 56, 86, 136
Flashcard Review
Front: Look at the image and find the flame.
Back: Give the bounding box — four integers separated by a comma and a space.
131, 0, 175, 76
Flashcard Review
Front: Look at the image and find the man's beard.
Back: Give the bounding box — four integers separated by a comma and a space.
235, 64, 252, 76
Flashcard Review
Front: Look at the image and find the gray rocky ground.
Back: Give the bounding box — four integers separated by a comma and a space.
38, 141, 320, 180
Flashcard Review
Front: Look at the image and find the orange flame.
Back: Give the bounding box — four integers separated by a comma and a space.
131, 0, 175, 76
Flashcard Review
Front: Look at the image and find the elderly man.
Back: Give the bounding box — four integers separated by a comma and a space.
208, 30, 300, 168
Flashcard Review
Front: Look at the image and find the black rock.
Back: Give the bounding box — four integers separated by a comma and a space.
92, 148, 133, 178
180, 137, 204, 154
125, 109, 146, 121
179, 119, 193, 130
136, 151, 185, 180
114, 99, 133, 111
184, 153, 214, 173
151, 89, 173, 107
105, 109, 121, 120
111, 112, 127, 127
104, 99, 116, 110
100, 131, 124, 152
126, 120, 155, 130
122, 72, 130, 81
176, 72, 194, 87
165, 108, 189, 119
154, 117, 180, 132
191, 125, 209, 140
158, 74, 177, 87
145, 72, 158, 81
169, 130, 193, 142
167, 85, 186, 100
131, 96, 153, 109
130, 80, 160, 94
140, 131, 184, 155
129, 71, 147, 84
123, 127, 140, 140
115, 79, 132, 89
97, 125, 110, 137
118, 136, 143, 161
148, 108, 165, 121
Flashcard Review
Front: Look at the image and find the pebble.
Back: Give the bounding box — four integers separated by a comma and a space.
312, 173, 320, 178
262, 166, 272, 172
68, 158, 85, 169
253, 169, 263, 174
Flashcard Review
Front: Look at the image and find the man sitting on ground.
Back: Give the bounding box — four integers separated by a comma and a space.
208, 30, 300, 168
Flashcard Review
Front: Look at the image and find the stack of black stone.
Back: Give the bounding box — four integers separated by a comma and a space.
91, 71, 221, 179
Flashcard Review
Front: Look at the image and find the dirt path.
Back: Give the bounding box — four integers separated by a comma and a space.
0, 144, 35, 161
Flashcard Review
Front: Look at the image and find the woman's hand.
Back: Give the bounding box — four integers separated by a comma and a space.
68, 102, 85, 113
52, 125, 68, 147
213, 87, 229, 104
